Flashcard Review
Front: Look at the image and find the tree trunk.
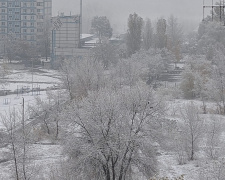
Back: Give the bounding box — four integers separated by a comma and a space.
191, 134, 194, 160
43, 112, 50, 134
12, 142, 19, 180
55, 119, 59, 139
201, 96, 207, 114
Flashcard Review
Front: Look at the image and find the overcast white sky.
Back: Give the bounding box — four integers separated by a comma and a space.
52, 0, 211, 33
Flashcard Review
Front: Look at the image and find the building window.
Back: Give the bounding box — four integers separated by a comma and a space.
1, 22, 5, 26
23, 9, 27, 13
31, 22, 34, 27
1, 29, 6, 33
37, 2, 43, 6
1, 9, 5, 13
15, 15, 20, 20
15, 2, 20, 7
37, 22, 43, 26
37, 15, 43, 19
23, 29, 27, 33
31, 9, 34, 14
23, 3, 27, 7
23, 35, 27, 40
37, 29, 43, 32
2, 2, 5, 6
23, 22, 27, 27
1, 15, 5, 20
31, 29, 34, 33
24, 16, 27, 20
31, 16, 34, 20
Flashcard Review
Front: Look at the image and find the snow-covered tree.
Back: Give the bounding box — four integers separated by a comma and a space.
199, 158, 225, 180
60, 57, 105, 100
0, 61, 10, 86
63, 85, 163, 180
0, 105, 34, 180
1, 109, 20, 180
179, 102, 205, 160
91, 40, 118, 69
207, 45, 225, 114
198, 21, 225, 55
205, 116, 222, 160
180, 56, 211, 103
130, 49, 165, 85
29, 90, 66, 140
91, 16, 113, 43
180, 66, 195, 99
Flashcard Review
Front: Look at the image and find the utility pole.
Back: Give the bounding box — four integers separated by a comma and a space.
22, 97, 24, 126
22, 97, 27, 180
79, 0, 82, 48
80, 0, 82, 35
32, 58, 33, 95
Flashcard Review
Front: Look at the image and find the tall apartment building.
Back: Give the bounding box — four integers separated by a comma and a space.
0, 0, 52, 55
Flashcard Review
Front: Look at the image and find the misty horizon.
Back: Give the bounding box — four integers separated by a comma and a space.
52, 0, 207, 34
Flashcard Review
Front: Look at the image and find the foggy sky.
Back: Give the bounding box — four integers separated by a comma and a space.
52, 0, 207, 33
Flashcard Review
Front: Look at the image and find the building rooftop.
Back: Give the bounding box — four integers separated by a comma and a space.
81, 34, 94, 39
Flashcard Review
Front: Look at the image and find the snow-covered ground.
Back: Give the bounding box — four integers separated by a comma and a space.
156, 98, 225, 180
158, 152, 200, 179
0, 92, 50, 129
0, 67, 64, 179
0, 68, 62, 129
0, 142, 63, 180
1, 68, 61, 93
1, 67, 224, 180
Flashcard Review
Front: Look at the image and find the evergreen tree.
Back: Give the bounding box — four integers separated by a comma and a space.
126, 13, 143, 57
167, 15, 183, 60
156, 18, 167, 49
143, 18, 153, 50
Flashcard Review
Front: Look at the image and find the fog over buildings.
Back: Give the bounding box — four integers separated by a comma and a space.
1, 0, 225, 179
53, 0, 204, 34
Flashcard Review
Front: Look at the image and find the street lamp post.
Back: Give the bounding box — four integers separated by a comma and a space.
80, 0, 82, 35
32, 57, 33, 95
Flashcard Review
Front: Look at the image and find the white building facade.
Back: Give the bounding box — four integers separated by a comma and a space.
51, 14, 89, 61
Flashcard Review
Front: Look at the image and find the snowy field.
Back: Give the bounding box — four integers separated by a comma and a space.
0, 142, 63, 180
0, 92, 50, 128
0, 67, 64, 179
0, 68, 62, 128
157, 99, 225, 180
0, 67, 224, 180
1, 68, 61, 93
